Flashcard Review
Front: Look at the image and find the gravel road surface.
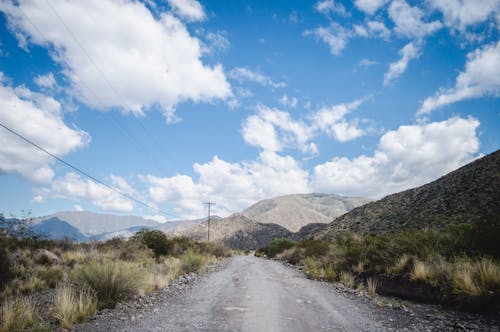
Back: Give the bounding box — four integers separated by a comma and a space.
76, 255, 499, 332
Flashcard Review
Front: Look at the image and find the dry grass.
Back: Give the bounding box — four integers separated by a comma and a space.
71, 260, 145, 308
367, 277, 378, 297
340, 271, 356, 288
453, 258, 500, 297
0, 295, 39, 332
389, 254, 413, 274
180, 250, 207, 274
53, 285, 97, 329
324, 264, 336, 282
410, 260, 431, 281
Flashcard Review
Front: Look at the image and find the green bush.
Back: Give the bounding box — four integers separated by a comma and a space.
132, 229, 173, 258
257, 238, 296, 258
71, 260, 144, 308
180, 250, 205, 274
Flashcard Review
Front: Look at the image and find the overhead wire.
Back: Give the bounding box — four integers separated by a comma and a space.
0, 121, 178, 219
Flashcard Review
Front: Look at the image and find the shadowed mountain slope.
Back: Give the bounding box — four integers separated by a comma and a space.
313, 150, 500, 241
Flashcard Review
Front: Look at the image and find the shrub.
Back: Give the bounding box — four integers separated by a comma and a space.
339, 271, 355, 288
132, 230, 173, 258
53, 285, 97, 329
35, 265, 65, 288
199, 242, 231, 258
0, 240, 13, 290
259, 238, 297, 258
303, 257, 322, 279
324, 264, 336, 282
298, 240, 330, 258
0, 295, 40, 332
71, 260, 145, 308
180, 250, 206, 274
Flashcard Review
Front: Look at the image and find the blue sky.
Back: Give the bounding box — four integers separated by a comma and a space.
0, 0, 499, 221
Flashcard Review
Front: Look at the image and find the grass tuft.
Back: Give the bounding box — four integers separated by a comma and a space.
71, 260, 145, 309
340, 271, 355, 288
53, 285, 97, 329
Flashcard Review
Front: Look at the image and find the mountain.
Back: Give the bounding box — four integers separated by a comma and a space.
313, 150, 500, 241
242, 193, 372, 232
28, 210, 209, 242
174, 214, 292, 250
32, 211, 161, 239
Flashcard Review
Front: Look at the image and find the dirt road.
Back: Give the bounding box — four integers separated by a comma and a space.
76, 255, 498, 331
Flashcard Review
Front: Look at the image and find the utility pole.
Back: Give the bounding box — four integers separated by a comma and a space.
203, 202, 216, 241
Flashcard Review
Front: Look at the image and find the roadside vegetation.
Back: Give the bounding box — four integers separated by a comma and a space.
0, 215, 231, 331
256, 219, 500, 312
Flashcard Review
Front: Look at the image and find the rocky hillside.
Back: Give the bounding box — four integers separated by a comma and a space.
313, 150, 500, 240
242, 193, 371, 232
174, 214, 292, 250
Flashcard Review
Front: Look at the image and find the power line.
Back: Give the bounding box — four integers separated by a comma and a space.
44, 0, 169, 168
0, 121, 177, 219
19, 2, 168, 177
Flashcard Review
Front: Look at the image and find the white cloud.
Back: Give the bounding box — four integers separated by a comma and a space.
312, 116, 480, 198
74, 204, 83, 211
0, 74, 89, 183
166, 0, 205, 21
144, 215, 167, 223
358, 58, 379, 67
428, 0, 500, 31
366, 21, 391, 40
203, 31, 230, 53
304, 23, 350, 55
389, 0, 442, 39
32, 195, 44, 203
144, 151, 309, 219
34, 72, 56, 89
419, 40, 500, 115
242, 114, 282, 152
315, 0, 347, 16
311, 99, 366, 141
229, 67, 286, 88
0, 0, 230, 122
242, 105, 316, 154
48, 173, 134, 213
279, 94, 298, 108
384, 41, 422, 86
354, 0, 389, 15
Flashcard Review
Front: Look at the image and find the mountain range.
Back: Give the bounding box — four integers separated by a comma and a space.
241, 193, 371, 232
312, 150, 500, 240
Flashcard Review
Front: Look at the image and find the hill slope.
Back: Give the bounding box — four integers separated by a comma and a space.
242, 193, 371, 232
313, 150, 500, 240
175, 214, 292, 250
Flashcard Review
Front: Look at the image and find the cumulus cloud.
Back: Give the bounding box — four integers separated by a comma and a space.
242, 105, 316, 154
304, 23, 350, 55
229, 67, 286, 89
354, 0, 389, 15
384, 41, 422, 86
0, 0, 230, 122
312, 116, 480, 198
143, 152, 309, 219
34, 72, 56, 89
388, 0, 442, 39
428, 0, 500, 31
166, 0, 205, 21
419, 40, 500, 115
47, 173, 135, 213
0, 74, 89, 183
314, 0, 347, 17
311, 99, 366, 141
